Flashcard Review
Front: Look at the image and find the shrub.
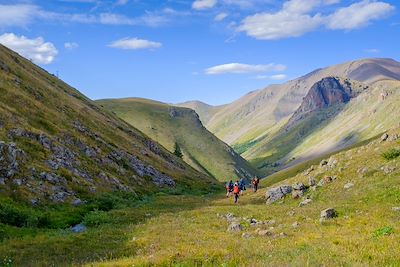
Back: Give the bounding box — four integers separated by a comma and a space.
381, 148, 400, 160
83, 210, 111, 227
0, 203, 35, 228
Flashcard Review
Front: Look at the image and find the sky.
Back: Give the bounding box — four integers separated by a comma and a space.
0, 0, 399, 105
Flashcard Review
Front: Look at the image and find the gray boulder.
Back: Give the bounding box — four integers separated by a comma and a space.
266, 185, 292, 204
71, 224, 87, 233
227, 222, 243, 232
320, 208, 337, 222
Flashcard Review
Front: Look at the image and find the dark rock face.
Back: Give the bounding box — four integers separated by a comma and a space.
287, 77, 355, 128
0, 141, 25, 180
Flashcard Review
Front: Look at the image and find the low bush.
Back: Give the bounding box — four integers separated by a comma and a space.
381, 148, 400, 160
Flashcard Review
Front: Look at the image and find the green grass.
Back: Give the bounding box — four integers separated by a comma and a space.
1, 130, 400, 266
96, 98, 258, 181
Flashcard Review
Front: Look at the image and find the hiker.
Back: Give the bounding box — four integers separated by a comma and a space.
233, 181, 240, 203
252, 176, 260, 192
239, 178, 246, 194
226, 180, 233, 197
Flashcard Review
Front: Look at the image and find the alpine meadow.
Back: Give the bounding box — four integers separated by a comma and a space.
0, 0, 400, 266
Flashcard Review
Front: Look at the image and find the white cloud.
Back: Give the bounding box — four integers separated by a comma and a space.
99, 13, 135, 25
214, 12, 228, 21
255, 74, 287, 80
0, 33, 58, 64
192, 0, 217, 10
269, 74, 287, 80
327, 0, 394, 30
238, 11, 323, 40
205, 63, 286, 75
108, 38, 162, 50
238, 0, 394, 40
64, 42, 79, 50
0, 4, 39, 27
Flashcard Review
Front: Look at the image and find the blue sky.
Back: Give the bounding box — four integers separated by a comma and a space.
0, 0, 399, 105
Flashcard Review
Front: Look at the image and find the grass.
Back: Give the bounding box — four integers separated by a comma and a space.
1, 129, 399, 266
260, 134, 382, 187
96, 98, 258, 181
0, 44, 219, 212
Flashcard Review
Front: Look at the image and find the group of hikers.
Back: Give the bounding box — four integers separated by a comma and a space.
225, 176, 260, 203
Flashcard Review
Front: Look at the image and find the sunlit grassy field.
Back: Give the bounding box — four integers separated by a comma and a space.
1, 130, 399, 266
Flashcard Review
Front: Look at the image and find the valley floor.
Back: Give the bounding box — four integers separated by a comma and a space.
1, 132, 400, 267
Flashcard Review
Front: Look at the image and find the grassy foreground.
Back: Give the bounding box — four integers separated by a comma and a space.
1, 131, 400, 266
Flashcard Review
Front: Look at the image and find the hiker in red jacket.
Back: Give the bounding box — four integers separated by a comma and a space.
233, 181, 240, 203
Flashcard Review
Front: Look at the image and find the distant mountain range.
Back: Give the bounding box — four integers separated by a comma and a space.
178, 58, 400, 175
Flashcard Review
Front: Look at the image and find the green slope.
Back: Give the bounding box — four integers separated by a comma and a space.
0, 44, 219, 206
96, 98, 258, 181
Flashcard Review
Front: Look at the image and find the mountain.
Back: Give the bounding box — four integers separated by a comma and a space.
187, 58, 400, 175
0, 44, 218, 206
96, 98, 258, 181
175, 100, 224, 125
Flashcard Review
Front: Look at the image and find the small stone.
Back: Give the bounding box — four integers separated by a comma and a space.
292, 222, 300, 228
344, 183, 354, 189
279, 232, 288, 238
292, 190, 304, 199
242, 233, 251, 239
258, 230, 273, 236
320, 208, 337, 222
227, 222, 243, 232
299, 198, 312, 207
264, 219, 276, 225
381, 133, 389, 142
381, 166, 396, 174
320, 160, 328, 167
71, 198, 82, 206
71, 223, 86, 233
287, 210, 295, 217
308, 176, 317, 187
392, 207, 400, 212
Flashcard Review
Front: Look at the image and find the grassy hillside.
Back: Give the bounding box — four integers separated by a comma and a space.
96, 98, 258, 181
0, 44, 219, 240
3, 128, 399, 266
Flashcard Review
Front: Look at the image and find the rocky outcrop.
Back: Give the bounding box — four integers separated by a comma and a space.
287, 77, 356, 128
0, 141, 25, 180
266, 185, 292, 204
292, 182, 306, 199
